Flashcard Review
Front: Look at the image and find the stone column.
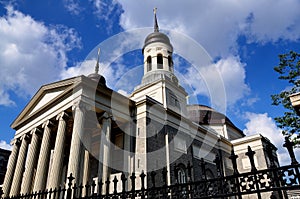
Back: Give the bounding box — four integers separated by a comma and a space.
2, 139, 21, 197
21, 128, 42, 194
33, 121, 53, 191
67, 102, 86, 186
48, 112, 69, 189
98, 113, 111, 188
10, 134, 30, 196
82, 150, 90, 196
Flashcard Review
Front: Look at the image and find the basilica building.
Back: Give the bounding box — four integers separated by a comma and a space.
2, 12, 279, 197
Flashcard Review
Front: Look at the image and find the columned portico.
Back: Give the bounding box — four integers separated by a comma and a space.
10, 134, 30, 196
2, 139, 21, 197
21, 128, 42, 194
33, 121, 54, 191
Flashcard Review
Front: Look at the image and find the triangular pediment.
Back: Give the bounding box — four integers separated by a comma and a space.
11, 76, 83, 129
29, 89, 64, 116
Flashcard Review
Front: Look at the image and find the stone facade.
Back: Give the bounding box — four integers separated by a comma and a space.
290, 92, 300, 115
2, 13, 280, 197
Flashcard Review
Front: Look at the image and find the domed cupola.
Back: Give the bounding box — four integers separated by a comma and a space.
131, 9, 187, 113
141, 8, 175, 84
143, 32, 172, 51
87, 48, 106, 86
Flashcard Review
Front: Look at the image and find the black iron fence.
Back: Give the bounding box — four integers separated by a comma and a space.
1, 138, 299, 199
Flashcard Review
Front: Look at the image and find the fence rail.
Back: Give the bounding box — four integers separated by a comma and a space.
1, 138, 299, 199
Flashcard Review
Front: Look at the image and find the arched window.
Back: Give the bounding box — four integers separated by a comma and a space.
147, 56, 152, 72
157, 54, 163, 69
206, 169, 214, 180
168, 56, 173, 71
176, 164, 187, 184
178, 168, 186, 184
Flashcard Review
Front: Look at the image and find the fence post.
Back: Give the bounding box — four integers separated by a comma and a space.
229, 148, 239, 175
85, 183, 90, 198
245, 146, 257, 172
162, 167, 168, 198
214, 153, 223, 197
121, 172, 127, 199
150, 171, 156, 188
113, 176, 118, 195
200, 158, 208, 196
67, 173, 75, 199
130, 173, 136, 199
162, 167, 167, 186
229, 148, 242, 199
283, 136, 299, 165
91, 181, 96, 198
98, 180, 103, 196
266, 144, 284, 198
140, 171, 146, 199
200, 158, 207, 180
245, 146, 261, 199
187, 161, 192, 182
105, 177, 110, 197
214, 154, 222, 178
174, 164, 178, 184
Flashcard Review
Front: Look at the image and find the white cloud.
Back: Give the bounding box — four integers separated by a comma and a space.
117, 0, 300, 57
244, 112, 283, 144
60, 59, 96, 79
61, 29, 147, 92
243, 112, 300, 166
0, 6, 81, 106
213, 57, 250, 106
180, 56, 250, 111
0, 140, 12, 151
61, 58, 130, 90
63, 0, 83, 15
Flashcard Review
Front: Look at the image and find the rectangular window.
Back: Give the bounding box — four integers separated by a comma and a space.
157, 54, 163, 69
174, 136, 187, 153
114, 133, 124, 149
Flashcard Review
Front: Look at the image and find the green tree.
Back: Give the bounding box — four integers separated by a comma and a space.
271, 51, 300, 146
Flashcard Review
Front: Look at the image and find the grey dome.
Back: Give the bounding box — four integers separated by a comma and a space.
143, 32, 173, 50
88, 73, 106, 86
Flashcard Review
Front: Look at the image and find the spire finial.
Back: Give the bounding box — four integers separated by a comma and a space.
95, 48, 100, 74
153, 7, 159, 32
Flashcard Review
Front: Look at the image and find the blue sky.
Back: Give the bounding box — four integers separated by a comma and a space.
0, 0, 300, 165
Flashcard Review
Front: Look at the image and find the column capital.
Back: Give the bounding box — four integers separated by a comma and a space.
11, 138, 21, 146
98, 112, 113, 122
21, 133, 31, 141
42, 120, 54, 129
56, 111, 70, 121
30, 127, 43, 137
72, 101, 91, 114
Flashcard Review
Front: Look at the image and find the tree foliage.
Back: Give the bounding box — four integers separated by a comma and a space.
271, 51, 300, 146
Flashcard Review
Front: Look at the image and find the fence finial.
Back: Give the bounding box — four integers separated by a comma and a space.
113, 176, 118, 194
229, 147, 239, 174
265, 144, 276, 168
200, 158, 207, 180
214, 154, 222, 177
187, 161, 192, 181
150, 171, 156, 188
283, 136, 299, 165
245, 146, 257, 172
162, 167, 168, 186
